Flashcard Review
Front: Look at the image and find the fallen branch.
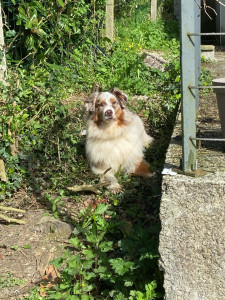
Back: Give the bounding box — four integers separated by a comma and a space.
0, 159, 7, 182
0, 213, 25, 224
0, 205, 26, 224
0, 205, 26, 213
67, 169, 111, 194
67, 181, 109, 194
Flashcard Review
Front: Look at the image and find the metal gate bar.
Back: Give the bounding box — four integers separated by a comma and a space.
190, 86, 225, 89
188, 32, 225, 36
190, 137, 225, 141
180, 0, 201, 172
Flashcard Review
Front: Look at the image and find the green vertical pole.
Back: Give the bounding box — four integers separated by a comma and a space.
180, 0, 200, 172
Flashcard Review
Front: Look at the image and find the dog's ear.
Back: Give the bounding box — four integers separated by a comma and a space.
84, 92, 99, 113
111, 88, 128, 109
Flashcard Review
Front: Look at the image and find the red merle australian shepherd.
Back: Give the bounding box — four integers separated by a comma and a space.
85, 89, 153, 191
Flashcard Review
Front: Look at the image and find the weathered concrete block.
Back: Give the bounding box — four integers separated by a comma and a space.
159, 107, 225, 299
159, 173, 225, 300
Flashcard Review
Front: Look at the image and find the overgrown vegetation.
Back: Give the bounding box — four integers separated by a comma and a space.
1, 0, 181, 198
0, 0, 186, 299
43, 191, 163, 299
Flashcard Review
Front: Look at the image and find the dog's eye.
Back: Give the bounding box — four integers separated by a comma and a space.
112, 102, 117, 106
97, 102, 104, 107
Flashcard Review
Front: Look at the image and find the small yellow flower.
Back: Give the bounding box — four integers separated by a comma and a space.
82, 283, 85, 287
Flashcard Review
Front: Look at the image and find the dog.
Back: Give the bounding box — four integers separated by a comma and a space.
84, 88, 153, 191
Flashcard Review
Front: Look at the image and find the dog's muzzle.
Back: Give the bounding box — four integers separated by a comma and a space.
104, 108, 115, 120
105, 109, 113, 117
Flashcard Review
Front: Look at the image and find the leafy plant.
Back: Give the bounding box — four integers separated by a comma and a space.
4, 0, 106, 65
44, 199, 162, 299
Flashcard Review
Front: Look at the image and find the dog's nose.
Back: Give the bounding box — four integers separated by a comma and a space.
105, 109, 113, 116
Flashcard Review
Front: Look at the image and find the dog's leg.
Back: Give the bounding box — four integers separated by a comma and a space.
142, 131, 154, 147
133, 159, 152, 177
104, 173, 121, 192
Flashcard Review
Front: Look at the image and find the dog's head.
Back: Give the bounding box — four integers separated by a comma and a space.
85, 89, 128, 124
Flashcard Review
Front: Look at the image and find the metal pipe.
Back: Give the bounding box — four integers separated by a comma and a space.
190, 137, 225, 141
189, 86, 225, 89
188, 32, 225, 36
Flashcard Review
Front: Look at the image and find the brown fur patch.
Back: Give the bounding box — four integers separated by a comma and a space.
93, 99, 106, 125
93, 110, 103, 125
110, 97, 118, 105
116, 109, 124, 126
133, 159, 151, 177
96, 99, 106, 107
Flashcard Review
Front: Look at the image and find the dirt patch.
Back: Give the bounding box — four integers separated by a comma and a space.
0, 206, 73, 299
0, 181, 107, 299
202, 46, 225, 78
197, 46, 225, 170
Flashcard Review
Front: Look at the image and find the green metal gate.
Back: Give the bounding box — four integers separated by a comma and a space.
180, 0, 225, 174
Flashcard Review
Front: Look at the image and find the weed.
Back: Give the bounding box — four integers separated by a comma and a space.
44, 190, 163, 299
0, 273, 26, 290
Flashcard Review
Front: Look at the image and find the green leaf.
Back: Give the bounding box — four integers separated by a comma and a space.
11, 245, 19, 251
52, 203, 57, 212
82, 259, 94, 269
93, 203, 109, 215
67, 255, 81, 268
124, 280, 133, 287
83, 249, 95, 260
47, 63, 65, 70
109, 258, 133, 276
51, 257, 63, 268
99, 241, 113, 252
83, 272, 96, 280
57, 0, 64, 7
23, 244, 31, 249
91, 223, 97, 237
86, 233, 97, 244
70, 237, 82, 248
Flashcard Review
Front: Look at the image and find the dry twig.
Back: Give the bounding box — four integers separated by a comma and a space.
201, 0, 225, 20
0, 159, 7, 182
67, 168, 111, 194
67, 181, 109, 194
0, 205, 26, 224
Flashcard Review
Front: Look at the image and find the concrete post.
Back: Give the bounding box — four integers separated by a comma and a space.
151, 0, 157, 21
0, 1, 7, 182
0, 0, 7, 83
105, 0, 114, 42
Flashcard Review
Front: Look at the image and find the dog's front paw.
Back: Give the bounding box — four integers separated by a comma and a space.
108, 183, 122, 194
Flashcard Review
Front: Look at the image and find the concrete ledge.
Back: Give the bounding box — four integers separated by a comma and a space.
201, 44, 215, 60
159, 99, 225, 299
159, 173, 225, 300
